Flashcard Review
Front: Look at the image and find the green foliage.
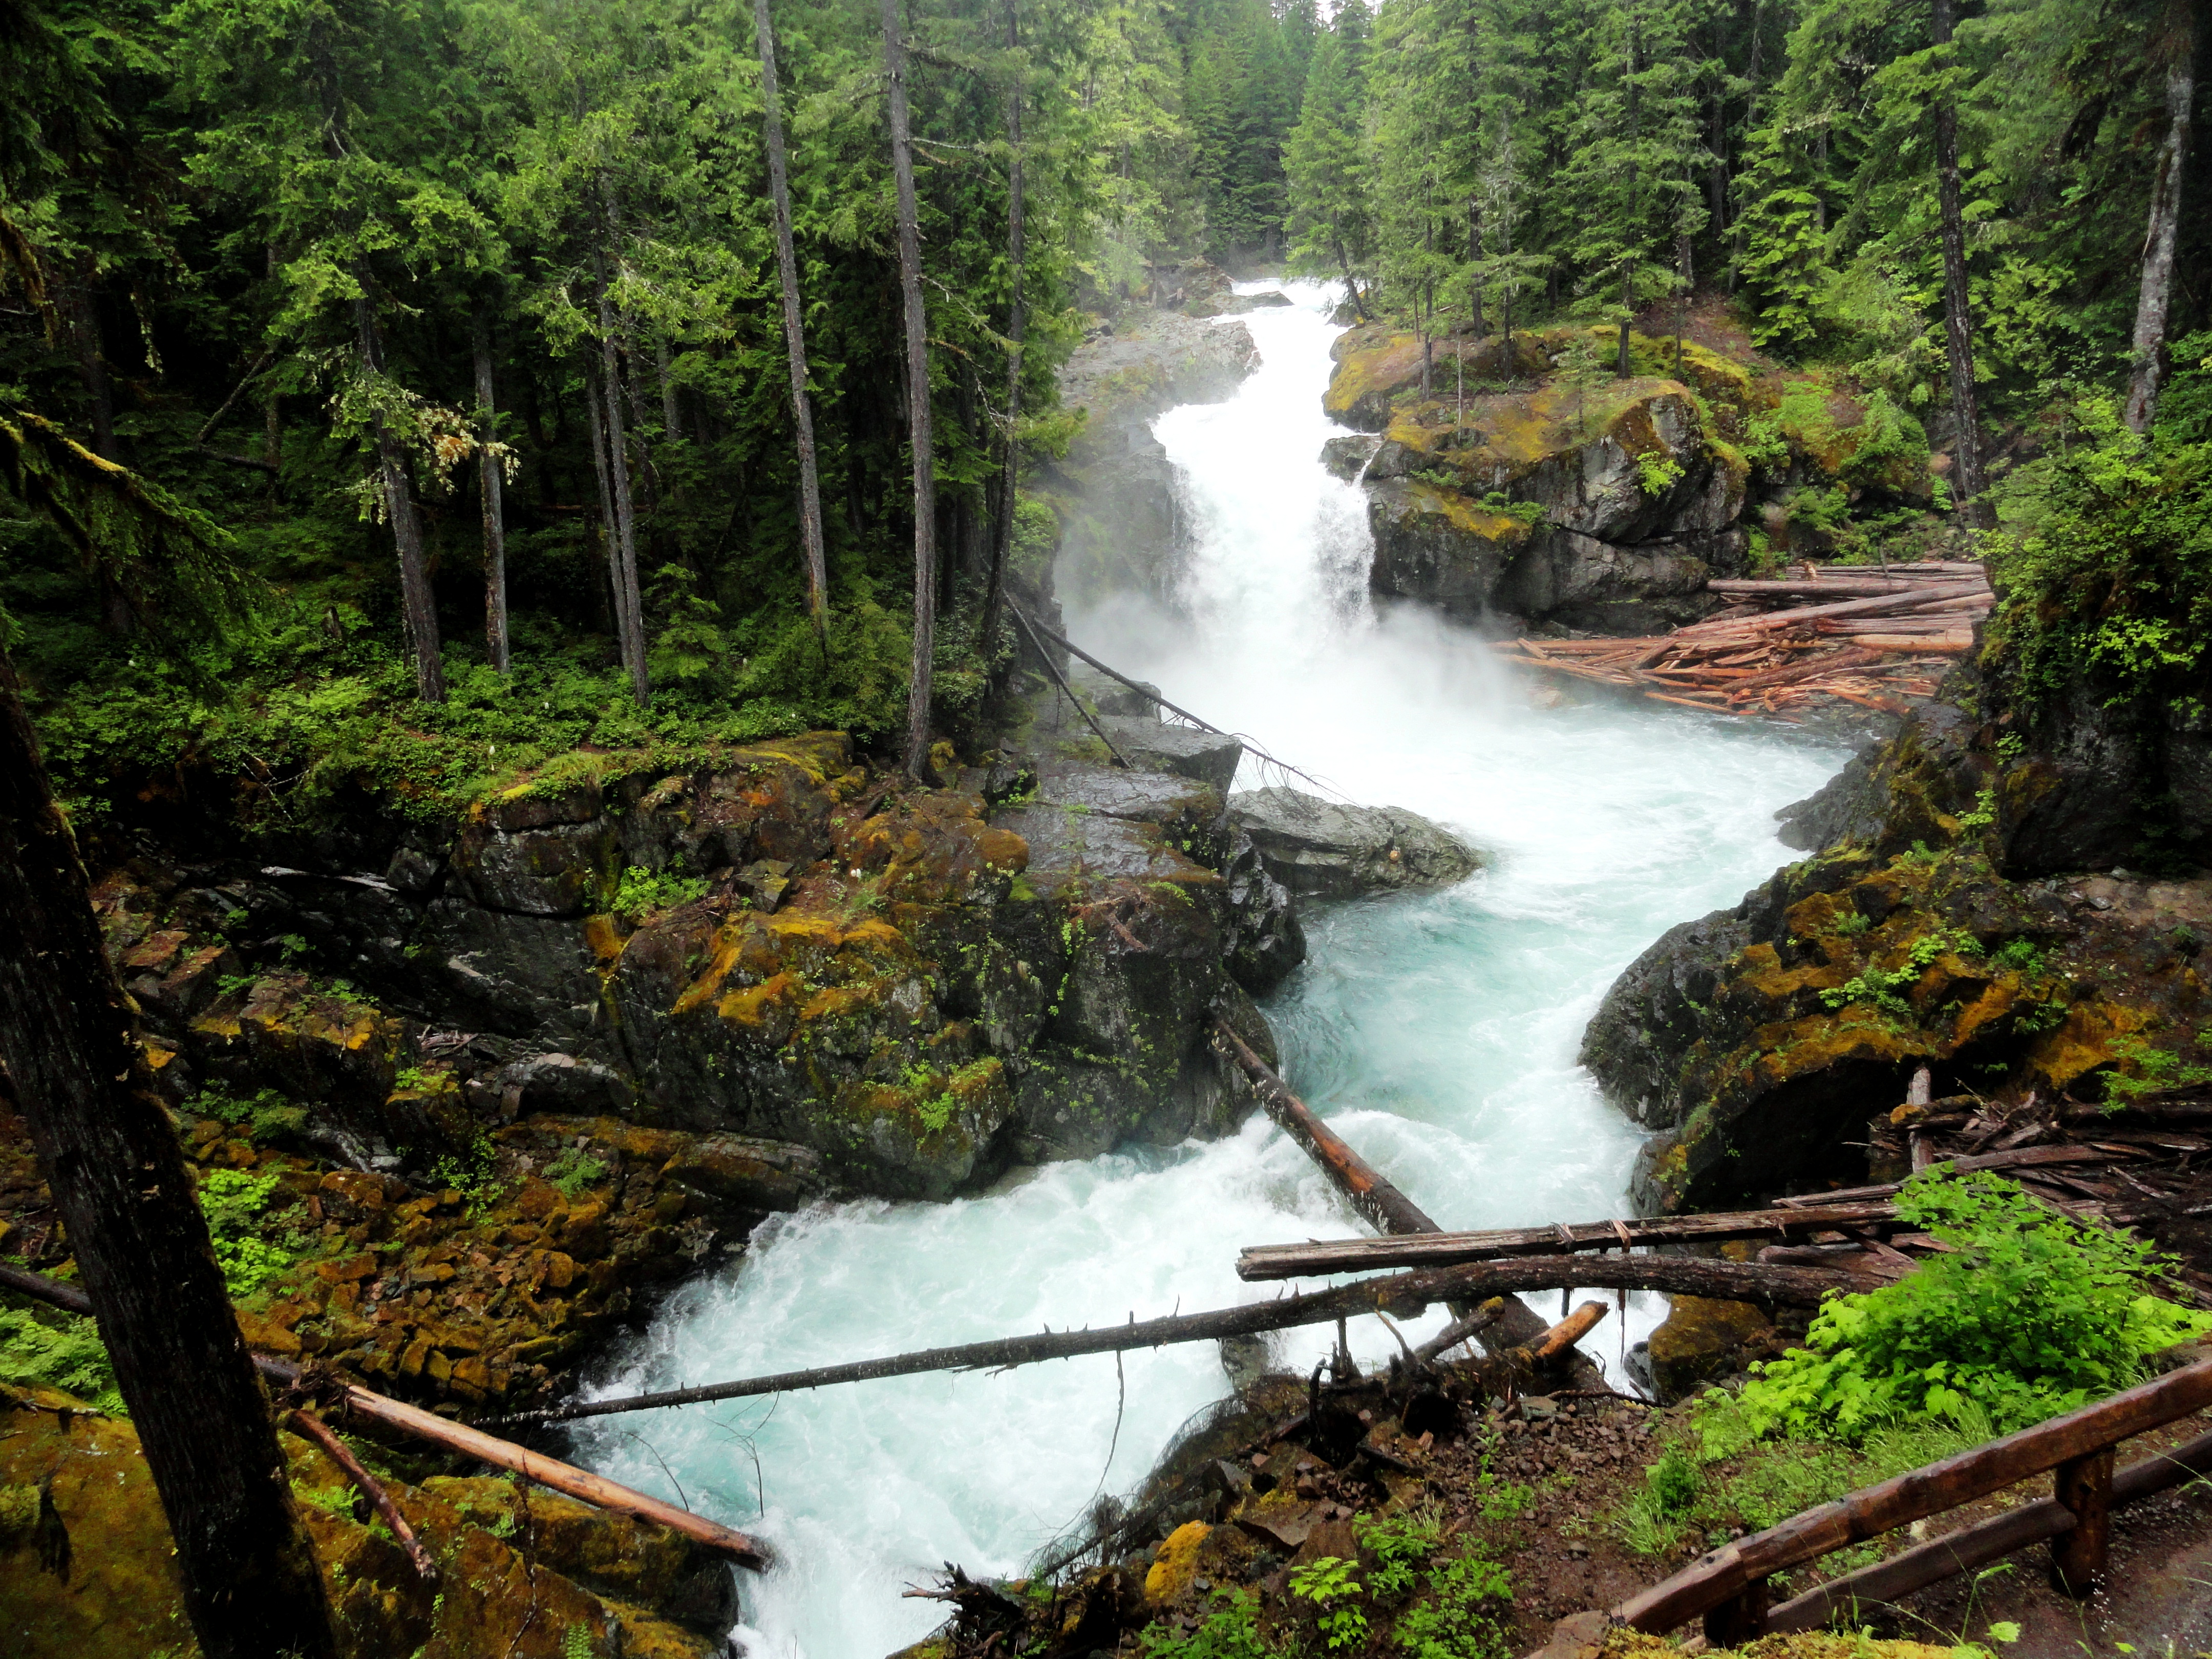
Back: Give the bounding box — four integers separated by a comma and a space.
543, 1147, 607, 1200
1819, 929, 1978, 1014
1984, 399, 2212, 713
561, 1623, 596, 1659
609, 866, 710, 925
1354, 1508, 1440, 1596
197, 1167, 295, 1300
1288, 1555, 1367, 1651
1635, 452, 1685, 497
2103, 1034, 2212, 1103
0, 1302, 125, 1414
1643, 1446, 1701, 1516
1728, 1170, 2212, 1441
192, 1086, 308, 1146
1390, 1550, 1512, 1659
432, 1130, 504, 1219
1136, 1589, 1275, 1658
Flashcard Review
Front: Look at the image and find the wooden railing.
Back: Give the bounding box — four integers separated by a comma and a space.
1613, 1355, 2212, 1642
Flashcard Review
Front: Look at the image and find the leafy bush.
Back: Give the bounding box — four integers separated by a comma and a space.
1136, 1589, 1273, 1658
1727, 1170, 2212, 1440
1983, 397, 2212, 713
0, 1304, 125, 1414
1355, 1508, 1440, 1596
192, 1086, 308, 1145
543, 1147, 607, 1199
198, 1167, 295, 1299
1288, 1556, 1367, 1651
609, 866, 710, 924
1391, 1551, 1513, 1659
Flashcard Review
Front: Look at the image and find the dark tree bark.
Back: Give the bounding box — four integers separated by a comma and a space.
1618, 259, 1634, 376
883, 0, 937, 779
1468, 200, 1485, 337
357, 296, 446, 702
1932, 0, 1987, 522
755, 0, 831, 650
979, 0, 1026, 660
2124, 0, 2197, 435
0, 656, 336, 1659
472, 303, 510, 673
592, 259, 650, 706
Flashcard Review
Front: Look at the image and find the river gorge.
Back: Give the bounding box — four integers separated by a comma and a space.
569, 284, 1848, 1656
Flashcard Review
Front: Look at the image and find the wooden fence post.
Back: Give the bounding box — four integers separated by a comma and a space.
1703, 1578, 1769, 1646
2051, 1445, 2115, 1596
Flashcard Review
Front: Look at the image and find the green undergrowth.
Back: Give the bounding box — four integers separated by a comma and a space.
198, 1166, 302, 1301
28, 584, 943, 824
0, 1296, 125, 1415
1618, 1168, 2212, 1561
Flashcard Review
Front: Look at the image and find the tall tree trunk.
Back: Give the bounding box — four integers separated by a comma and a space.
1618, 259, 1633, 376
357, 297, 445, 702
756, 0, 831, 650
593, 264, 650, 706
472, 303, 510, 673
0, 654, 337, 1659
979, 0, 1025, 660
582, 354, 626, 642
2124, 0, 2197, 435
1932, 0, 1987, 523
883, 0, 937, 780
1468, 200, 1485, 337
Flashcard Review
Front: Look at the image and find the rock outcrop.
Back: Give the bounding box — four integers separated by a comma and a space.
1227, 786, 1482, 899
1583, 652, 2212, 1214
1325, 329, 1753, 633
97, 726, 1295, 1206
1040, 307, 1260, 604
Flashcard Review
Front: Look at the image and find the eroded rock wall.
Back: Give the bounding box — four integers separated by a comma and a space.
101, 730, 1295, 1205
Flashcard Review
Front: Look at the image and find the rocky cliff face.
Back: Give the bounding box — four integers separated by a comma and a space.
101, 726, 1296, 1206
1582, 653, 2212, 1213
1039, 307, 1260, 606
1323, 328, 1753, 633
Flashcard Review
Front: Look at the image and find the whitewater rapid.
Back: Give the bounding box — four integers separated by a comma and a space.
573, 282, 1847, 1656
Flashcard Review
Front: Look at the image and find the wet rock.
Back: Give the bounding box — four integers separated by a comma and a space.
1227, 786, 1482, 899
658, 1132, 825, 1212
1638, 1296, 1779, 1403
1098, 717, 1244, 796
1071, 663, 1164, 718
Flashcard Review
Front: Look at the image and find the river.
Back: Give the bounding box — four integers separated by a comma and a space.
571, 281, 1847, 1656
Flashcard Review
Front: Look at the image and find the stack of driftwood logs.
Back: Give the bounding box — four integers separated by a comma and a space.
1499, 560, 1992, 720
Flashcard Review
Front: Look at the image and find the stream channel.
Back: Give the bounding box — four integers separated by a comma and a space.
573, 282, 1849, 1656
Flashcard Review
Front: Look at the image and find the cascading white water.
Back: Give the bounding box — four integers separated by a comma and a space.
573, 281, 1847, 1657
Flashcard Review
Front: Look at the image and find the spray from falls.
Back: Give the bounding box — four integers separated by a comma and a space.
573, 281, 1846, 1658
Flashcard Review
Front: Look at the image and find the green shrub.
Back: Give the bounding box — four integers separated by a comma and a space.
543, 1147, 607, 1199
0, 1304, 125, 1413
1355, 1508, 1440, 1596
192, 1086, 308, 1145
1136, 1588, 1273, 1658
1726, 1169, 2212, 1440
198, 1167, 295, 1299
609, 866, 710, 924
1288, 1556, 1366, 1651
1391, 1550, 1513, 1659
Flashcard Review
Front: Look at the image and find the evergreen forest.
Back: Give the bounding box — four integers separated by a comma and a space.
1, 0, 2205, 805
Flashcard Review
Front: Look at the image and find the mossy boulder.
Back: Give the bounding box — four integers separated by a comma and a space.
1354, 376, 1747, 631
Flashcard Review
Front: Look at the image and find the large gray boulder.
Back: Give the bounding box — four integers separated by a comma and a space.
1227, 786, 1482, 899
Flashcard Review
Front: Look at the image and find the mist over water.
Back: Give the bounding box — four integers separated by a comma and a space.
573, 281, 1847, 1658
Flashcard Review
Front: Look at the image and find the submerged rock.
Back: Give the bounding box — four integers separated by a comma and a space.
1226, 786, 1482, 899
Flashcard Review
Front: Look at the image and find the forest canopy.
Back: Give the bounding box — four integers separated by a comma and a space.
0, 0, 2205, 818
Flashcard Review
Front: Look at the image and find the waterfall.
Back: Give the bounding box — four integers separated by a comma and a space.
572, 280, 1848, 1659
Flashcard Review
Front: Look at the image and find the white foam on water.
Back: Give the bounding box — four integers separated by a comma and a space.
572, 280, 1848, 1657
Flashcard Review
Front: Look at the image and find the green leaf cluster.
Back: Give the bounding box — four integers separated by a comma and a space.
1727, 1170, 2212, 1441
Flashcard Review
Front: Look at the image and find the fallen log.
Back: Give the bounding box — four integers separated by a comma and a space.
1210, 1014, 1439, 1238
484, 1256, 1852, 1429
1237, 1199, 1905, 1281
1669, 581, 1985, 640
1706, 578, 1976, 600
1846, 635, 1972, 654
1520, 1301, 1608, 1363
0, 1261, 772, 1571
289, 1407, 438, 1581
1772, 1143, 2149, 1205
255, 1355, 774, 1571
1413, 1301, 1504, 1362
1207, 1015, 1601, 1384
